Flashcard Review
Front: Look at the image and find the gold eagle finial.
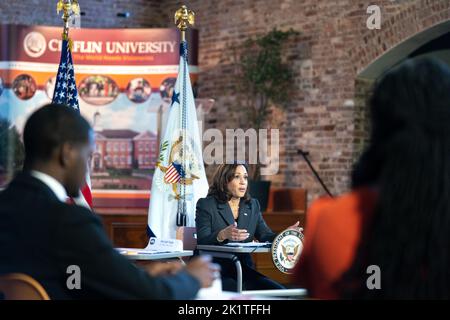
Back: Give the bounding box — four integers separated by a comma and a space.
174, 5, 195, 32
56, 0, 80, 18
56, 1, 80, 46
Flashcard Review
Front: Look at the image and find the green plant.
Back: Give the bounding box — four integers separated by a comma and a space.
0, 118, 24, 178
235, 28, 298, 180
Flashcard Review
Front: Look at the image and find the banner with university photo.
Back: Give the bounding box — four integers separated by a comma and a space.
0, 24, 199, 206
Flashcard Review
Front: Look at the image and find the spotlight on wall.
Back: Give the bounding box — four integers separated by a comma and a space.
117, 12, 131, 18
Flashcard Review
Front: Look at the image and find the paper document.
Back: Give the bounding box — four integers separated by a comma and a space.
115, 248, 171, 255
224, 242, 271, 247
116, 237, 183, 256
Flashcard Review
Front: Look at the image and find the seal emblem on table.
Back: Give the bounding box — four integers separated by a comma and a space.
271, 229, 304, 274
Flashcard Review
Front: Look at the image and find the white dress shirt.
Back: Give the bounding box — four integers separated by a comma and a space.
31, 170, 68, 202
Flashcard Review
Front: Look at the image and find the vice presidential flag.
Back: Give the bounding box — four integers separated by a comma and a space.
52, 38, 93, 209
147, 41, 208, 239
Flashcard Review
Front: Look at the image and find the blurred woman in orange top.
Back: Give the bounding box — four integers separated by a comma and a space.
295, 58, 450, 299
294, 187, 377, 299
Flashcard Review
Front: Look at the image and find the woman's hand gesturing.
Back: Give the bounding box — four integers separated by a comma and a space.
218, 222, 249, 242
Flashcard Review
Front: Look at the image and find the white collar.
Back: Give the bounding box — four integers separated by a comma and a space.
30, 170, 68, 202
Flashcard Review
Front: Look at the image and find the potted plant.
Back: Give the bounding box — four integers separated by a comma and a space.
0, 118, 24, 185
233, 28, 298, 212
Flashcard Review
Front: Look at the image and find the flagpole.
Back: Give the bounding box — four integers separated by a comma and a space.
174, 5, 195, 227
61, 2, 70, 40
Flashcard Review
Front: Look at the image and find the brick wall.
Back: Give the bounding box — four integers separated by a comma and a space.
2, 0, 450, 204
158, 0, 450, 203
0, 0, 167, 28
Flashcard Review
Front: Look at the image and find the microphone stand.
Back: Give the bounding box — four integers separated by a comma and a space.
297, 149, 334, 197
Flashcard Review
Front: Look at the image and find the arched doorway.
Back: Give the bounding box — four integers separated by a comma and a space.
352, 18, 450, 161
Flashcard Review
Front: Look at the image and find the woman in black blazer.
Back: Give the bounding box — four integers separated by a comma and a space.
196, 162, 301, 291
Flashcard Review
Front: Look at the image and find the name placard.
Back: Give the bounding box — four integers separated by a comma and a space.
145, 237, 183, 252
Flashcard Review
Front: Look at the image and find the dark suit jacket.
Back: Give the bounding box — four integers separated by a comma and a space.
0, 172, 200, 299
196, 195, 276, 268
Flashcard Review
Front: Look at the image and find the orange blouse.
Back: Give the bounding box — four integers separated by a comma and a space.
294, 187, 377, 299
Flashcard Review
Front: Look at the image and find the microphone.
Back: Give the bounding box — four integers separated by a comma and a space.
297, 148, 309, 157
297, 149, 334, 197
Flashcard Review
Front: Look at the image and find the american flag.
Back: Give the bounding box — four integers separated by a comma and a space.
52, 40, 79, 109
52, 39, 93, 208
164, 162, 185, 184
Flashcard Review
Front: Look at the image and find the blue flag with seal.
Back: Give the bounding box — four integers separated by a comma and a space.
147, 40, 208, 239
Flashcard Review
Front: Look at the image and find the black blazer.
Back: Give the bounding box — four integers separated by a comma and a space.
0, 172, 200, 299
196, 195, 276, 267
